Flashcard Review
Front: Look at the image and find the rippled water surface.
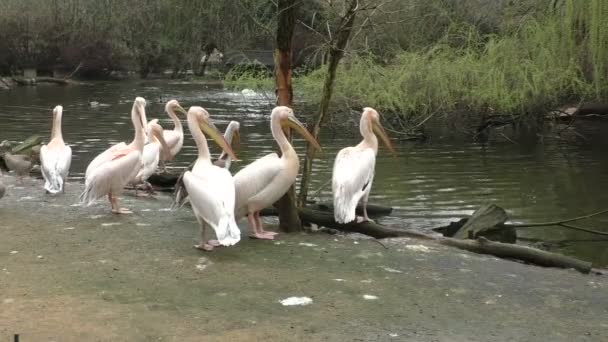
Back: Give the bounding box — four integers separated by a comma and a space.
1, 81, 607, 266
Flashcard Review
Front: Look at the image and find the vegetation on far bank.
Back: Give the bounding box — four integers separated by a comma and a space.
226, 0, 608, 135
1, 0, 606, 136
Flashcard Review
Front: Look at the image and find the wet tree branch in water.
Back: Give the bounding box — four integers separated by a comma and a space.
506, 208, 608, 237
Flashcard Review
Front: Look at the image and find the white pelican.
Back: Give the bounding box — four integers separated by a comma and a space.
233, 106, 321, 239
172, 120, 241, 209
80, 97, 147, 214
214, 120, 241, 170
332, 107, 395, 223
182, 106, 240, 251
130, 119, 170, 195
159, 100, 187, 169
40, 105, 72, 194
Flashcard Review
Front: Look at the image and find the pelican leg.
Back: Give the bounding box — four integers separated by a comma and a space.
248, 212, 273, 240
110, 193, 132, 214
194, 220, 214, 251
356, 193, 374, 223
145, 181, 156, 195
159, 160, 167, 173
254, 211, 278, 237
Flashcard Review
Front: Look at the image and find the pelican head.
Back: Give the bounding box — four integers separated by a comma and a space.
133, 97, 147, 130
166, 99, 187, 116
363, 107, 395, 154
273, 106, 322, 151
188, 106, 238, 161
148, 119, 163, 138
53, 105, 63, 118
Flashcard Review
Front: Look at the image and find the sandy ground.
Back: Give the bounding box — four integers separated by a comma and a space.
0, 176, 607, 342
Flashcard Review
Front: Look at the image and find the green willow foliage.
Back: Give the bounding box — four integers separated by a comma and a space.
227, 0, 606, 129
294, 0, 607, 124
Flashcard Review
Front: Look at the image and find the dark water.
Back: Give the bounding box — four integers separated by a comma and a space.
1, 81, 607, 266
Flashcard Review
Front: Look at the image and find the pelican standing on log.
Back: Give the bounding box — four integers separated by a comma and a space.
40, 105, 72, 194
159, 100, 187, 170
80, 97, 147, 214
233, 106, 321, 239
332, 107, 395, 224
182, 107, 240, 251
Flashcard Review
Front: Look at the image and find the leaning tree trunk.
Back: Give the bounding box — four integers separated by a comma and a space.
274, 0, 302, 232
297, 0, 359, 206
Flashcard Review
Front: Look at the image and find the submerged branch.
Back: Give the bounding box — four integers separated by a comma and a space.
507, 208, 608, 236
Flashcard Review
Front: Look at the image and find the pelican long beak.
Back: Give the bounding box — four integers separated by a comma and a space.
200, 120, 238, 161
285, 116, 322, 151
372, 121, 396, 155
137, 105, 147, 131
175, 105, 187, 116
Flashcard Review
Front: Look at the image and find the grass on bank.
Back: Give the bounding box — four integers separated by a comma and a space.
225, 0, 607, 130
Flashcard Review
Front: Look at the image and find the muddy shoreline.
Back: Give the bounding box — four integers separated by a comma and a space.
0, 176, 606, 341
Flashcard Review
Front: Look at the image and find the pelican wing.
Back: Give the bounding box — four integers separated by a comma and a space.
183, 166, 240, 246
81, 149, 142, 205
332, 147, 376, 223
40, 144, 72, 194
85, 142, 127, 178
233, 153, 283, 216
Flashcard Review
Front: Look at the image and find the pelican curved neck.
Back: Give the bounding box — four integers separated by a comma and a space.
359, 114, 378, 152
271, 115, 295, 157
224, 123, 236, 143
51, 111, 63, 141
187, 114, 211, 162
130, 106, 145, 151
167, 106, 183, 132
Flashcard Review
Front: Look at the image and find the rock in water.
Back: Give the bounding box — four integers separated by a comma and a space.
0, 179, 5, 199
3, 152, 32, 177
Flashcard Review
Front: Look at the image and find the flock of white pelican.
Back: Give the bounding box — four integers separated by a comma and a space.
2, 98, 395, 252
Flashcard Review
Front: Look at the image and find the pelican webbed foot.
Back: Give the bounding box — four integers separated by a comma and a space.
259, 230, 279, 236
194, 243, 215, 251
112, 208, 133, 214
249, 232, 275, 240
207, 240, 221, 247
356, 216, 374, 224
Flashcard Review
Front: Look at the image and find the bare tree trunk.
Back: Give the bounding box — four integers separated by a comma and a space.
297, 0, 359, 206
274, 0, 302, 232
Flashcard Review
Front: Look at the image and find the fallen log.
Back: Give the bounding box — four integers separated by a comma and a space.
148, 172, 179, 189
438, 237, 592, 274
260, 205, 593, 273
11, 135, 43, 154
12, 76, 74, 86
453, 204, 508, 239
297, 207, 433, 240
311, 202, 392, 217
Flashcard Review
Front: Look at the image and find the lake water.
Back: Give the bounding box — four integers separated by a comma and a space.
1, 80, 607, 266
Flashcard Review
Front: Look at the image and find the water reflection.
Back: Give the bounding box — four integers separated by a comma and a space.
1, 81, 607, 266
